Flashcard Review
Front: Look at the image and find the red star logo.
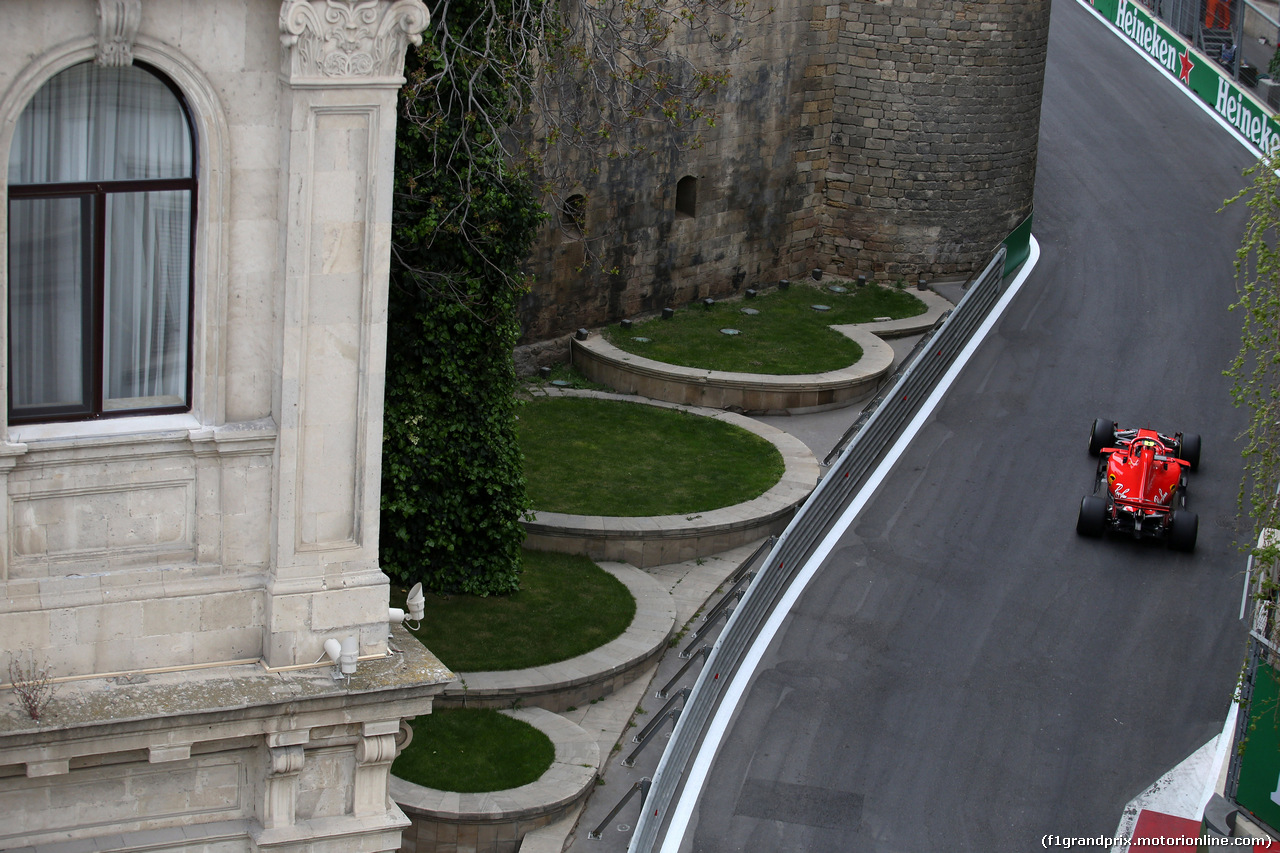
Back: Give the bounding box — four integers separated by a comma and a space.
1179, 50, 1194, 83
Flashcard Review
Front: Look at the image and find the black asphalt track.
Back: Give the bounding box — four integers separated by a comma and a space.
683, 1, 1256, 850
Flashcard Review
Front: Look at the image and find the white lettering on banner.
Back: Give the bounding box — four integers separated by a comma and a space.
1216, 76, 1231, 113
1116, 0, 1179, 73
1213, 76, 1280, 154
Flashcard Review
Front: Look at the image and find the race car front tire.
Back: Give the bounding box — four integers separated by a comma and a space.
1168, 510, 1198, 553
1088, 418, 1116, 457
1077, 495, 1107, 537
1177, 433, 1201, 472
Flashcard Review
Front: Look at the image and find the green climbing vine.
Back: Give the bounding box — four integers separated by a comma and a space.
380, 25, 542, 596
1227, 155, 1280, 609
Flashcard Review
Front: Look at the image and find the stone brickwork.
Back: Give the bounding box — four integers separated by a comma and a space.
518, 0, 1049, 345
821, 0, 1050, 278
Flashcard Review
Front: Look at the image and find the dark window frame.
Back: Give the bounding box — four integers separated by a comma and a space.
7, 63, 198, 426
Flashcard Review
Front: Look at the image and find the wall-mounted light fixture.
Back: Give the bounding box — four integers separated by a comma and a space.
323, 636, 360, 680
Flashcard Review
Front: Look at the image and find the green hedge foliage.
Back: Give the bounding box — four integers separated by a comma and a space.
380, 32, 543, 595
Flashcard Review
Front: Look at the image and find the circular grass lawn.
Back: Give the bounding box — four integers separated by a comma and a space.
600, 281, 925, 374
519, 396, 784, 517
391, 549, 636, 672
392, 708, 554, 792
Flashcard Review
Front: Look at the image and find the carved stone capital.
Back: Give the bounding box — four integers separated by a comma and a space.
269, 744, 306, 776
95, 0, 143, 67
355, 733, 398, 766
278, 0, 430, 84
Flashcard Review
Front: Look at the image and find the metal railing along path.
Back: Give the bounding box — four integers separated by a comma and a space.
625, 245, 1011, 853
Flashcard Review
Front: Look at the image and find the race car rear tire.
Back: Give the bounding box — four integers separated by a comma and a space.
1169, 510, 1198, 553
1088, 418, 1116, 457
1177, 433, 1201, 472
1077, 495, 1107, 537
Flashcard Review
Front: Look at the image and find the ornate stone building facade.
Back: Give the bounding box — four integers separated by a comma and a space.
519, 0, 1050, 344
0, 2, 450, 850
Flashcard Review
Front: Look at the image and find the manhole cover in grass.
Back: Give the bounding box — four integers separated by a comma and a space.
740, 308, 760, 316
632, 336, 651, 343
720, 328, 741, 335
827, 285, 848, 293
811, 304, 831, 311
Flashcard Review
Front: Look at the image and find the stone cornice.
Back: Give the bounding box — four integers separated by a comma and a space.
278, 0, 429, 85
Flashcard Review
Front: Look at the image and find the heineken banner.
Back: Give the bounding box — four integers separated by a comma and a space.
1087, 0, 1280, 157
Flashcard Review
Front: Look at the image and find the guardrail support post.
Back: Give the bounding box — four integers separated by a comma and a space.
682, 605, 734, 657
588, 778, 651, 839
624, 699, 686, 768
657, 645, 709, 698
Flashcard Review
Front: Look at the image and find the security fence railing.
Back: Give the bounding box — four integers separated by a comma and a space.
624, 244, 1010, 853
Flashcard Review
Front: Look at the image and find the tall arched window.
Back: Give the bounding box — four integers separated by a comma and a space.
7, 61, 195, 424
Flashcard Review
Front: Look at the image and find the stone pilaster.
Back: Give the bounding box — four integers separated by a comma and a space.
266, 0, 429, 667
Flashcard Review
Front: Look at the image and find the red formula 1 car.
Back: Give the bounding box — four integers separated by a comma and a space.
1076, 418, 1201, 552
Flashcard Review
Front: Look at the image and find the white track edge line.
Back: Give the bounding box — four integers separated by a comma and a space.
658, 235, 1042, 853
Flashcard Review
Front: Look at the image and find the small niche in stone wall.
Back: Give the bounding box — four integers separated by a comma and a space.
562, 194, 586, 239
676, 175, 697, 219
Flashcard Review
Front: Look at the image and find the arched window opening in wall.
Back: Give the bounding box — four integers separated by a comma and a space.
7, 60, 196, 425
562, 193, 586, 238
676, 175, 697, 218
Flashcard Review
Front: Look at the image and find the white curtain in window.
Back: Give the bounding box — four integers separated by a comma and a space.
7, 62, 192, 416
104, 190, 189, 409
8, 196, 87, 412
8, 62, 191, 184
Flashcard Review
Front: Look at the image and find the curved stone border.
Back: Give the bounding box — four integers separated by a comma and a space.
571, 286, 953, 413
391, 707, 598, 853
520, 390, 819, 568
434, 562, 676, 711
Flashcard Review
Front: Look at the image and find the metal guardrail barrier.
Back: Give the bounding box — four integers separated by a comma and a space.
626, 245, 1010, 853
822, 308, 952, 467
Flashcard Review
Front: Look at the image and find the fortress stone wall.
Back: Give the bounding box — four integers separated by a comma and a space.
519, 0, 1050, 345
